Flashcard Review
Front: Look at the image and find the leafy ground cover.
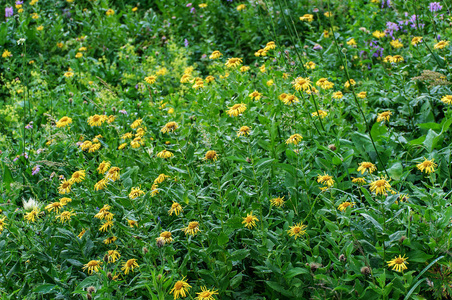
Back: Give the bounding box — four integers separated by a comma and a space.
1, 0, 452, 299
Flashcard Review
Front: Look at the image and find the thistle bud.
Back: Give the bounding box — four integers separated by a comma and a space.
328, 144, 337, 151
360, 266, 371, 275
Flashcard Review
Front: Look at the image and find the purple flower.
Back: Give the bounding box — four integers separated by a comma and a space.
429, 2, 442, 12
135, 84, 139, 89
190, 7, 196, 13
119, 109, 128, 115
32, 165, 40, 176
184, 39, 189, 47
5, 7, 13, 18
381, 0, 391, 8
186, 3, 192, 7
15, 1, 23, 5
23, 152, 28, 159
313, 44, 323, 50
25, 121, 33, 129
13, 155, 19, 162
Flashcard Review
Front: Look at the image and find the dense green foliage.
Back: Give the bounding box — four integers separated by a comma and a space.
1, 0, 452, 299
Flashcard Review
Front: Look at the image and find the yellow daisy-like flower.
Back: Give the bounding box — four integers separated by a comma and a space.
106, 167, 121, 182
180, 74, 191, 83
88, 143, 101, 153
182, 221, 200, 236
259, 64, 266, 73
161, 121, 178, 133
270, 196, 285, 207
242, 211, 259, 229
58, 180, 72, 194
209, 50, 222, 59
390, 39, 403, 49
71, 170, 86, 183
83, 260, 102, 274
324, 11, 332, 17
80, 141, 92, 151
64, 71, 74, 78
75, 52, 83, 58
225, 57, 243, 68
24, 208, 40, 223
0, 217, 7, 233
99, 220, 114, 232
317, 173, 334, 187
169, 202, 183, 216
387, 255, 408, 272
104, 236, 117, 244
286, 134, 303, 145
369, 177, 391, 195
94, 178, 108, 191
265, 41, 276, 50
144, 75, 157, 85
130, 119, 143, 129
170, 276, 192, 299
97, 161, 111, 174
106, 250, 120, 263
239, 66, 249, 73
56, 210, 76, 223
416, 158, 437, 174
205, 76, 215, 83
128, 220, 138, 228
392, 55, 404, 63
311, 110, 328, 118
157, 150, 174, 159
249, 90, 262, 100
441, 95, 452, 105
338, 202, 355, 212
357, 91, 367, 99
316, 78, 334, 90
357, 162, 377, 174
45, 202, 63, 213
434, 40, 449, 50
78, 229, 86, 239
94, 205, 111, 219
377, 111, 392, 122
204, 150, 218, 161
129, 187, 145, 199
121, 259, 139, 275
292, 77, 312, 91
282, 94, 299, 105
332, 91, 343, 99
196, 287, 219, 300
254, 49, 267, 57
118, 143, 127, 150
372, 30, 386, 39
344, 79, 356, 88
347, 38, 357, 46
106, 9, 115, 16
287, 222, 307, 239
227, 103, 247, 117
56, 116, 72, 128
87, 114, 107, 127
351, 177, 366, 185
159, 231, 173, 243
411, 36, 422, 46
154, 174, 170, 184
237, 126, 251, 137
305, 61, 316, 70
2, 50, 12, 58
299, 14, 314, 22
236, 4, 246, 11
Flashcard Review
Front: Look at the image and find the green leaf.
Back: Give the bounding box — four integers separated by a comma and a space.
371, 123, 387, 141
360, 213, 383, 232
229, 249, 249, 262
417, 122, 441, 130
33, 284, 57, 294
387, 163, 403, 180
284, 267, 308, 279
217, 232, 229, 246
265, 281, 294, 297
423, 129, 439, 152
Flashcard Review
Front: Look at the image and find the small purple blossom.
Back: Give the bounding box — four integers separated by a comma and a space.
313, 8, 319, 13
16, 1, 23, 5
313, 44, 323, 50
184, 39, 189, 47
186, 3, 192, 7
76, 141, 83, 147
381, 0, 391, 8
25, 121, 33, 130
13, 155, 19, 162
5, 7, 13, 18
190, 7, 196, 14
119, 109, 128, 115
135, 84, 139, 89
32, 165, 41, 176
429, 2, 442, 12
23, 152, 28, 159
